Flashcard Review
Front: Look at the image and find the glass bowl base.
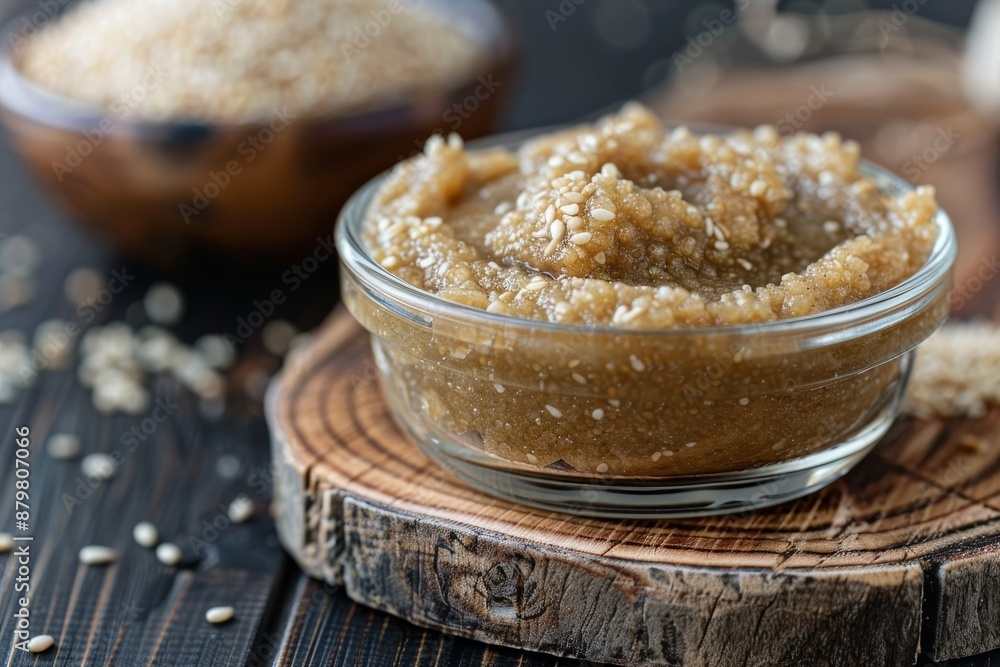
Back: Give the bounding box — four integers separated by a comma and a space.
404, 399, 897, 519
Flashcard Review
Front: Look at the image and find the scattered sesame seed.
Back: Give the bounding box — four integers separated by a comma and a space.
596, 463, 609, 473
133, 522, 158, 548
595, 252, 607, 265
79, 545, 117, 565
629, 355, 646, 372
600, 163, 621, 178
685, 442, 697, 448
823, 220, 840, 234
27, 635, 54, 653
739, 397, 750, 405
545, 204, 556, 224
736, 258, 753, 272
749, 180, 768, 197
47, 433, 81, 460
608, 398, 621, 407
562, 192, 585, 204
493, 383, 505, 393
651, 451, 662, 462
0, 532, 12, 553
591, 208, 616, 222
592, 408, 604, 420
205, 606, 235, 624
262, 319, 298, 357
144, 283, 184, 326
81, 453, 117, 481
526, 453, 539, 464
227, 495, 255, 524
156, 542, 183, 566
570, 232, 592, 245
560, 204, 580, 216
714, 240, 730, 251
572, 372, 587, 385
545, 404, 563, 418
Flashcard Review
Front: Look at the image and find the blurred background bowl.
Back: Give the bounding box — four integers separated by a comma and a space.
0, 0, 514, 265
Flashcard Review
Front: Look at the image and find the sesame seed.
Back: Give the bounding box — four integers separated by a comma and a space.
714, 240, 730, 251
736, 258, 753, 271
79, 545, 117, 565
205, 606, 235, 624
685, 441, 697, 448
592, 408, 604, 420
596, 463, 609, 473
144, 283, 184, 326
562, 192, 585, 204
227, 495, 254, 524
545, 205, 556, 224
601, 163, 621, 178
651, 452, 661, 462
629, 355, 646, 372
608, 398, 621, 407
156, 542, 183, 566
494, 383, 505, 393
544, 219, 565, 255
262, 319, 298, 357
81, 453, 117, 480
0, 533, 13, 553
524, 277, 547, 291
591, 208, 616, 222
570, 232, 592, 245
565, 216, 584, 231
823, 220, 840, 233
595, 252, 607, 265
380, 256, 399, 269
47, 433, 81, 460
133, 522, 159, 548
424, 216, 443, 229
545, 405, 563, 418
493, 202, 512, 215
739, 397, 750, 405
27, 635, 54, 653
560, 204, 580, 216
749, 180, 768, 196
526, 453, 539, 464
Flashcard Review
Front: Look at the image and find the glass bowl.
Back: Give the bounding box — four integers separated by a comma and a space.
0, 0, 513, 264
336, 133, 956, 519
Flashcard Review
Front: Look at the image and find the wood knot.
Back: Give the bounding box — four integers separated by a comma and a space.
480, 561, 523, 604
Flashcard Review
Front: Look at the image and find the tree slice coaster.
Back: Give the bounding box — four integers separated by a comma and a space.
268, 308, 1000, 667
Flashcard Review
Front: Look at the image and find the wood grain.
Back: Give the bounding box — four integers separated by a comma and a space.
271, 309, 1000, 666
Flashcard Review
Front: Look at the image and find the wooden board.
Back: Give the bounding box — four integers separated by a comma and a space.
269, 308, 1000, 667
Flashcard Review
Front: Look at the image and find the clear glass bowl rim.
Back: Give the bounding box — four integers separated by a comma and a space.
337, 125, 957, 344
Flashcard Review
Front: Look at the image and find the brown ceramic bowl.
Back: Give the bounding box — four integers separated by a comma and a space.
0, 0, 514, 264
